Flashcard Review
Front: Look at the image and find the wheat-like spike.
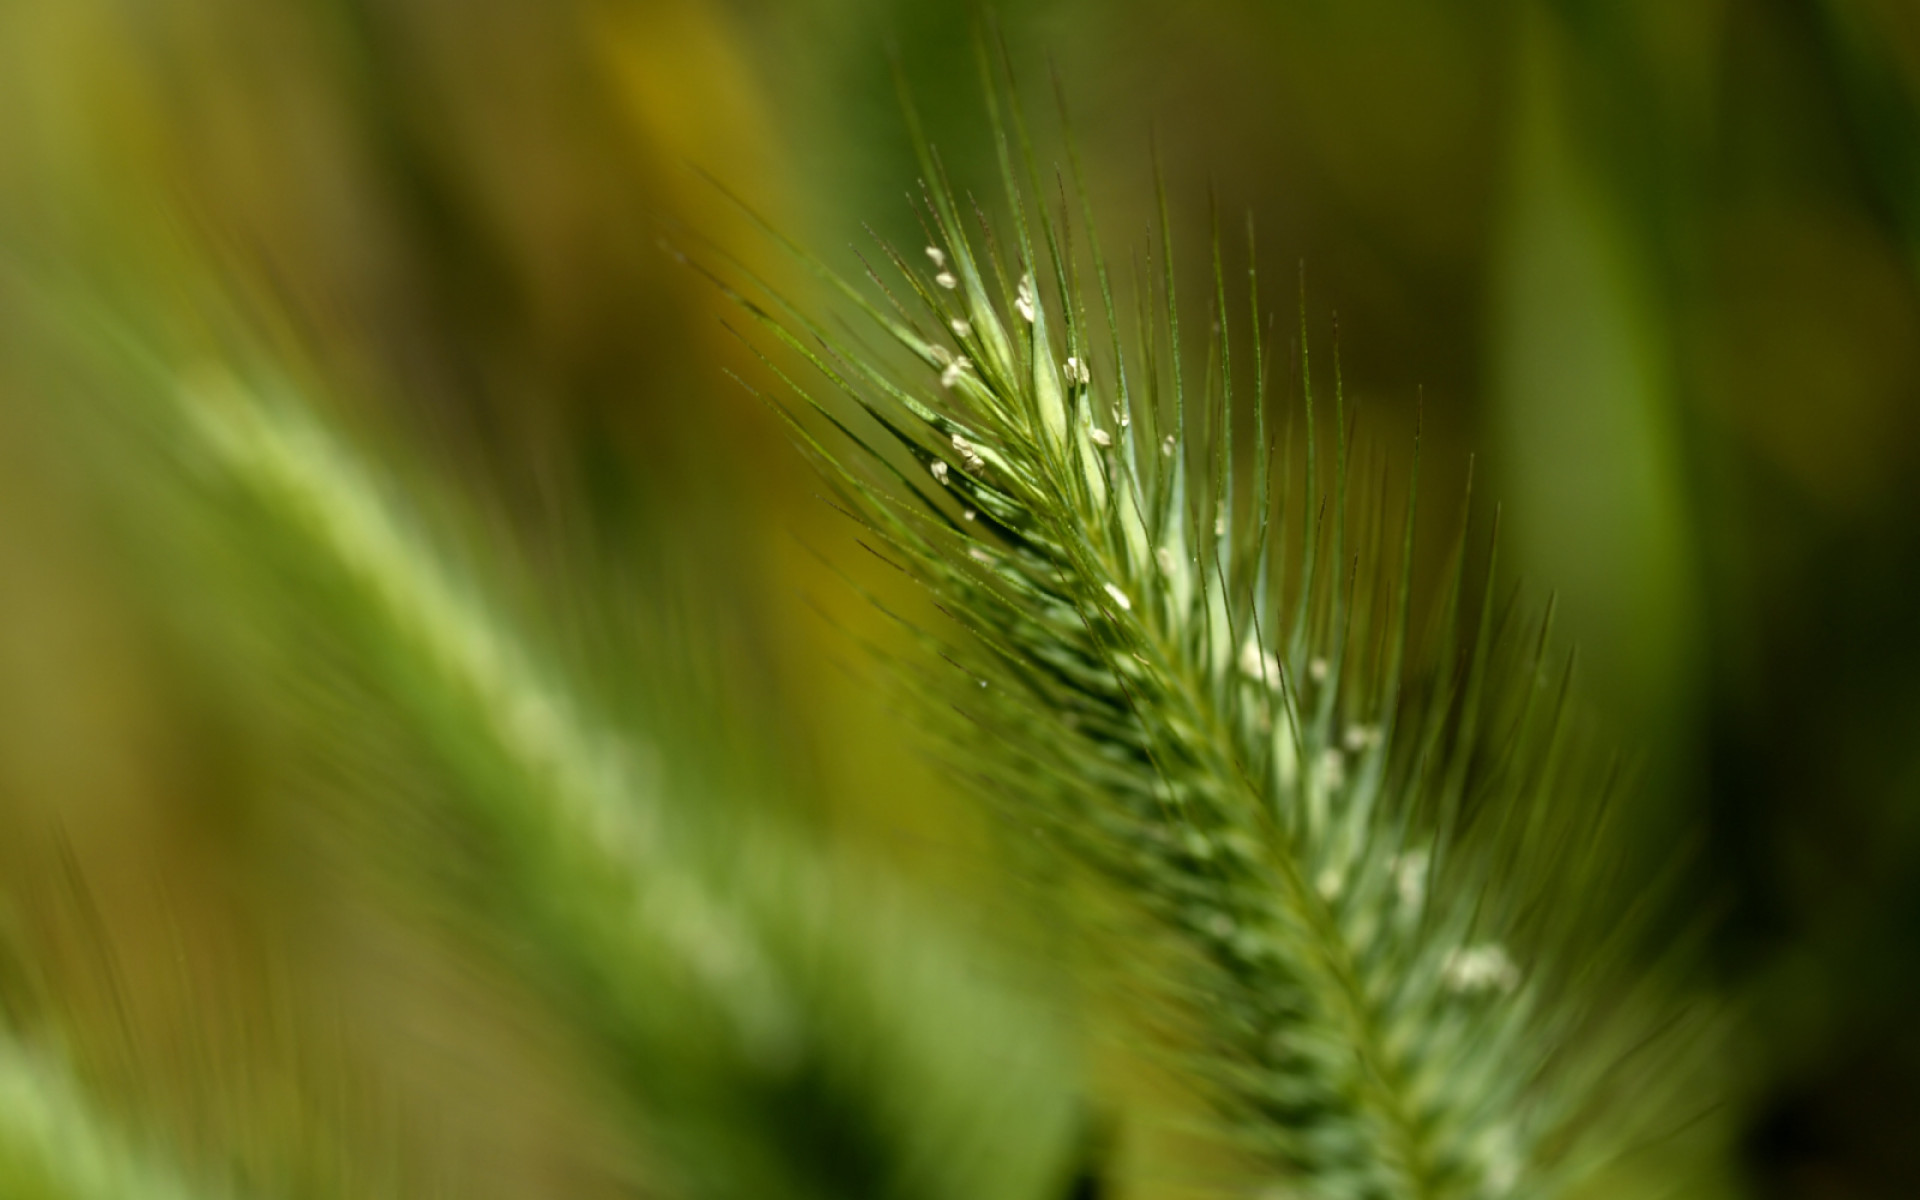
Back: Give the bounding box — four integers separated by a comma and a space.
711, 42, 1710, 1200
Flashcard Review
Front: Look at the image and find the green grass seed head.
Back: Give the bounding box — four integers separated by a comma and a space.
709, 44, 1722, 1200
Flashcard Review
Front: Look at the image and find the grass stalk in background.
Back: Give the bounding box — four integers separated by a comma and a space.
155, 356, 1080, 1200
0, 274, 1081, 1200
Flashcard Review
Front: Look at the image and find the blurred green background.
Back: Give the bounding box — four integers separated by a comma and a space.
0, 0, 1917, 1196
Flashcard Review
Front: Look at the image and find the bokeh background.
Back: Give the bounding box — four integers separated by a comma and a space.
1, 0, 1917, 1196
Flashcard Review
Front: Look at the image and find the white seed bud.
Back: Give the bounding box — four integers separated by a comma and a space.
1316, 747, 1346, 791
1238, 639, 1281, 688
1391, 850, 1429, 909
1442, 944, 1520, 995
950, 432, 984, 472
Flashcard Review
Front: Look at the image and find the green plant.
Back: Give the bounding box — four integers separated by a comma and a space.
702, 45, 1722, 1199
0, 27, 1726, 1200
0, 276, 1079, 1200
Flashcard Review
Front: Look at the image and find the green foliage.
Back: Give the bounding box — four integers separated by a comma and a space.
706, 40, 1721, 1200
